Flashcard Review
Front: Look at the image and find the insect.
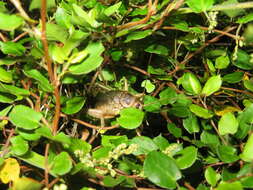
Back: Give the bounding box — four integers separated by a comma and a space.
87, 90, 142, 120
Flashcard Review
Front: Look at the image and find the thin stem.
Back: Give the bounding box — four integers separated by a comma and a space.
71, 118, 119, 130
44, 143, 50, 189
9, 0, 37, 23
41, 0, 61, 135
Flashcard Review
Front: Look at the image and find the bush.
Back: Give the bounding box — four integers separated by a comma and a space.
0, 0, 253, 189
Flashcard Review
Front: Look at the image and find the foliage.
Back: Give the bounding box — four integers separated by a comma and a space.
0, 0, 253, 189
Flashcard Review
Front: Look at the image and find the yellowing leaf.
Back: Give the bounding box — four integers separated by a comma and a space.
215, 106, 241, 116
0, 158, 20, 183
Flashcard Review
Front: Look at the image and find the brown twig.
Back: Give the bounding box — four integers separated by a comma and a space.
0, 32, 8, 42
153, 0, 185, 31
41, 0, 61, 135
184, 182, 196, 190
152, 82, 166, 97
204, 162, 225, 168
0, 128, 15, 158
117, 0, 157, 30
227, 173, 253, 183
123, 64, 151, 77
48, 177, 60, 189
168, 26, 237, 75
12, 31, 29, 42
21, 80, 41, 111
71, 118, 119, 130
162, 26, 242, 40
44, 143, 50, 189
221, 87, 253, 97
9, 0, 37, 23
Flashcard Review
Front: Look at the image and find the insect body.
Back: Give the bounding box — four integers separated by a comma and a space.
87, 90, 142, 119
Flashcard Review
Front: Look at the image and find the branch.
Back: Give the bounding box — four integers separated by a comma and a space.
71, 118, 119, 130
117, 0, 157, 30
9, 0, 37, 23
41, 0, 61, 135
168, 26, 237, 75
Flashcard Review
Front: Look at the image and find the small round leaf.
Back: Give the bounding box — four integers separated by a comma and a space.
117, 108, 144, 129
144, 151, 181, 189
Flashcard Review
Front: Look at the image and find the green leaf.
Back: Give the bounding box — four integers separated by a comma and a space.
53, 132, 71, 146
177, 72, 202, 95
111, 50, 123, 61
143, 95, 161, 112
221, 0, 244, 18
16, 128, 41, 141
10, 135, 29, 156
0, 12, 24, 31
217, 181, 243, 190
0, 92, 16, 103
0, 83, 29, 96
240, 134, 253, 162
51, 152, 72, 175
69, 41, 105, 75
186, 0, 214, 13
183, 113, 200, 133
9, 105, 42, 130
237, 13, 253, 24
189, 104, 213, 119
130, 136, 158, 155
104, 2, 122, 16
0, 105, 13, 117
0, 67, 12, 83
124, 30, 152, 43
62, 97, 86, 115
144, 151, 181, 189
202, 75, 222, 96
44, 23, 68, 43
103, 176, 126, 187
217, 145, 239, 163
23, 69, 53, 92
243, 79, 253, 92
200, 131, 220, 145
145, 44, 169, 56
0, 58, 16, 66
236, 104, 253, 139
101, 135, 128, 148
175, 146, 198, 169
55, 7, 72, 28
159, 87, 177, 105
72, 4, 101, 28
92, 147, 111, 160
237, 164, 253, 188
218, 112, 238, 135
17, 151, 56, 177
117, 108, 144, 129
99, 69, 115, 81
141, 80, 155, 93
13, 177, 43, 190
223, 72, 244, 83
0, 41, 26, 56
153, 135, 170, 151
205, 167, 220, 187
167, 123, 182, 138
67, 137, 91, 155
215, 55, 230, 69
206, 59, 216, 73
232, 49, 253, 70
68, 50, 89, 64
